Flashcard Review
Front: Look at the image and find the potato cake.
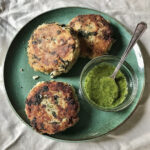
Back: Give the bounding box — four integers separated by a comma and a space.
27, 23, 80, 78
69, 14, 113, 59
25, 81, 80, 135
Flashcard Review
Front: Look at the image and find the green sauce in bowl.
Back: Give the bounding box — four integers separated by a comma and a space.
84, 63, 128, 108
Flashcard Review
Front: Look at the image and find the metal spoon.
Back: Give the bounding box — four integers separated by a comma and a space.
110, 22, 147, 79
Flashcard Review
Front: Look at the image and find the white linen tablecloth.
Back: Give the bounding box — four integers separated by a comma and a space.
0, 0, 150, 149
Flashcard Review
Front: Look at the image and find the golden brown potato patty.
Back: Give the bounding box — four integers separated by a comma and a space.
25, 81, 80, 135
69, 14, 113, 59
27, 23, 80, 77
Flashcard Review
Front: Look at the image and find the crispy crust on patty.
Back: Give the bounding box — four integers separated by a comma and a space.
27, 23, 80, 77
25, 81, 80, 135
69, 14, 113, 59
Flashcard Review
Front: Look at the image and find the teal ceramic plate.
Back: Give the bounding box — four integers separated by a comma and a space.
4, 7, 145, 141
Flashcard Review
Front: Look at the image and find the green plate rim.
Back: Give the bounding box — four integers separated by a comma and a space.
3, 6, 145, 142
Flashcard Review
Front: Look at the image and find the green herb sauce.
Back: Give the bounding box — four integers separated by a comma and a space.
84, 63, 128, 108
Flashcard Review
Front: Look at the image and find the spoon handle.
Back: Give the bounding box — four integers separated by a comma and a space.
111, 22, 147, 79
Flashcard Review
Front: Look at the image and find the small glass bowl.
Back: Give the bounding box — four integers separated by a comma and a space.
79, 55, 138, 112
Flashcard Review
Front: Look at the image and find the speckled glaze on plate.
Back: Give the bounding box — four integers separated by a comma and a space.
3, 7, 145, 142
